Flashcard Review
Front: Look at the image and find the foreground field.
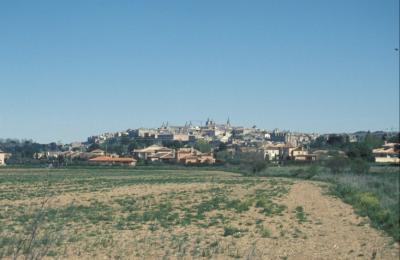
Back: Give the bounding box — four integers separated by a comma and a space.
0, 168, 398, 259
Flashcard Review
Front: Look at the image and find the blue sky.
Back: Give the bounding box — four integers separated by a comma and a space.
0, 0, 399, 143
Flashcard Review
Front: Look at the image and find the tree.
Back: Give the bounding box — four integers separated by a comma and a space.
363, 132, 384, 149
310, 136, 327, 148
119, 135, 131, 146
387, 133, 400, 143
218, 142, 228, 151
346, 142, 374, 162
194, 140, 212, 153
327, 135, 348, 147
162, 140, 183, 150
216, 150, 234, 162
87, 143, 101, 152
57, 155, 65, 167
233, 151, 268, 175
252, 160, 268, 174
127, 141, 138, 154
49, 142, 58, 151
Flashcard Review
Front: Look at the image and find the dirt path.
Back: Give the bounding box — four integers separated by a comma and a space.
255, 181, 399, 260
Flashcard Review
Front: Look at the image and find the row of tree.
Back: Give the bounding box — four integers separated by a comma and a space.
310, 132, 398, 162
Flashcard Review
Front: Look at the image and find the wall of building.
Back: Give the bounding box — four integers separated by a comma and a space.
0, 154, 6, 165
375, 157, 400, 164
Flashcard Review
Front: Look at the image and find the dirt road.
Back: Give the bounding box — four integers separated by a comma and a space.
251, 181, 399, 260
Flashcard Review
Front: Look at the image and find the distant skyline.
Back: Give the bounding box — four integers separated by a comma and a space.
1, 0, 399, 143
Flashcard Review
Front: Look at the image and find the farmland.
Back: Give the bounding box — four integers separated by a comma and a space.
0, 167, 398, 259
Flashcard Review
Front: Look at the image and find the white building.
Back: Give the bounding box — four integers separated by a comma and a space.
0, 150, 11, 166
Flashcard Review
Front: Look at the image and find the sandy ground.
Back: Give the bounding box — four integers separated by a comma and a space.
68, 181, 399, 260
2, 178, 398, 259
248, 182, 399, 259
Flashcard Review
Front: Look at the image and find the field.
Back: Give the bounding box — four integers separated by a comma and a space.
0, 167, 398, 259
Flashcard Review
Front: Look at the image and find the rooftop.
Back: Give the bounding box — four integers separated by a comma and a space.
89, 156, 136, 162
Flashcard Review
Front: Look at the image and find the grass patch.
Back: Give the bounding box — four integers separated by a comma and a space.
225, 199, 252, 213
245, 164, 400, 241
329, 183, 399, 241
223, 226, 247, 237
256, 224, 271, 238
294, 206, 307, 223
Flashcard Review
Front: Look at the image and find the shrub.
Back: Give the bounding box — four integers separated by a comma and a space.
354, 192, 380, 213
256, 224, 271, 238
294, 206, 307, 223
346, 143, 374, 161
223, 226, 247, 237
325, 156, 349, 174
292, 165, 318, 179
330, 183, 399, 241
350, 159, 370, 175
225, 199, 251, 213
252, 160, 268, 174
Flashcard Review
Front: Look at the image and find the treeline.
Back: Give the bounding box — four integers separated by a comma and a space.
310, 132, 398, 162
0, 139, 63, 164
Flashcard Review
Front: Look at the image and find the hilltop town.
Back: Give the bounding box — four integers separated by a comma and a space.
0, 118, 398, 167
1, 119, 399, 260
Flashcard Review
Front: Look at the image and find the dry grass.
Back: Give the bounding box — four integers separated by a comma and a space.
0, 168, 398, 259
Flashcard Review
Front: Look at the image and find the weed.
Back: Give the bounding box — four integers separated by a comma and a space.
223, 226, 247, 237
294, 206, 307, 223
256, 224, 271, 238
225, 199, 251, 213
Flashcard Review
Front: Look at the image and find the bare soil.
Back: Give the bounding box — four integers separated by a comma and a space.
1, 170, 398, 259
253, 182, 399, 259
56, 181, 399, 259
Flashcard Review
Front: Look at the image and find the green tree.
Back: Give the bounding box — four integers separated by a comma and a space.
194, 140, 212, 153
328, 135, 349, 147
387, 133, 400, 143
127, 141, 138, 153
346, 142, 374, 161
218, 142, 228, 151
216, 150, 234, 162
363, 132, 383, 149
87, 143, 101, 152
310, 136, 327, 148
162, 140, 183, 150
119, 135, 131, 145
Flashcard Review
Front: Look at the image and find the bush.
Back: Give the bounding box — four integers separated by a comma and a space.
354, 192, 380, 212
292, 165, 319, 179
223, 226, 247, 237
330, 182, 399, 241
252, 160, 268, 174
325, 156, 349, 174
350, 159, 370, 175
346, 143, 374, 161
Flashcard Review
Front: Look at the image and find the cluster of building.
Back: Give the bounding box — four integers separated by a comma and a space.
88, 119, 319, 147
81, 119, 323, 166
1, 119, 398, 166
372, 142, 400, 164
88, 145, 215, 166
